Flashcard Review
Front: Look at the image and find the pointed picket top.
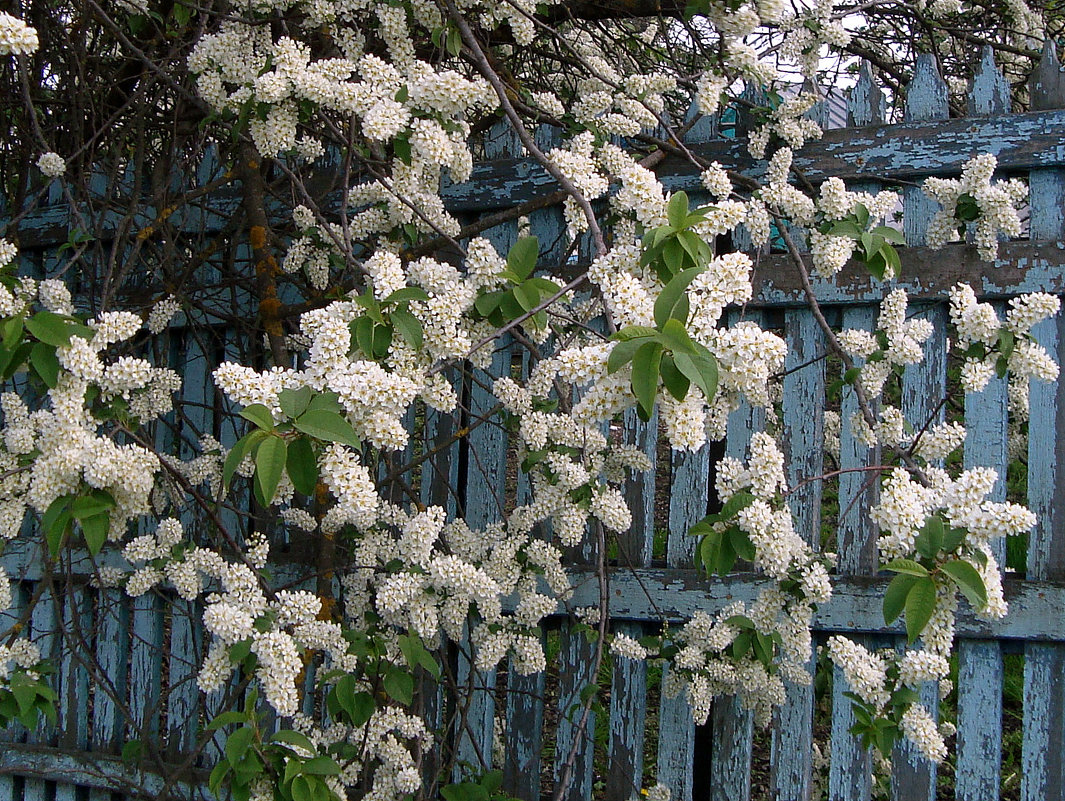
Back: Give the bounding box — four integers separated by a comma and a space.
1029, 39, 1065, 110
848, 61, 886, 126
736, 81, 768, 138
801, 78, 827, 129
483, 118, 524, 158
968, 46, 1011, 116
906, 53, 949, 121
682, 97, 718, 144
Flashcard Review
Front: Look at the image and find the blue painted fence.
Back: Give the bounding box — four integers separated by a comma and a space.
3, 47, 1065, 801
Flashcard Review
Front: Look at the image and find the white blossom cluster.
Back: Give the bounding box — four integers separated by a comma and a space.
651, 435, 832, 725
0, 566, 43, 689
837, 288, 934, 401
36, 152, 65, 179
0, 12, 37, 56
923, 155, 1027, 260
0, 275, 180, 543
809, 178, 900, 278
949, 283, 1059, 415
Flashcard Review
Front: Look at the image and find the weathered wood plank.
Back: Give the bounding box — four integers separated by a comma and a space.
553, 620, 598, 801
836, 305, 880, 576
1023, 310, 1065, 801
955, 318, 1009, 801
0, 742, 212, 800
707, 358, 760, 801
828, 662, 871, 801
167, 599, 201, 759
769, 308, 825, 800
605, 408, 656, 800
89, 587, 130, 801
890, 303, 946, 800
59, 583, 91, 751
129, 593, 164, 741
24, 584, 58, 801
561, 570, 1065, 639
502, 643, 545, 801
606, 621, 647, 801
441, 109, 1065, 212
656, 344, 711, 801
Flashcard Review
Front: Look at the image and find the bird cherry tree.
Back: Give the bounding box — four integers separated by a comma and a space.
0, 0, 1059, 799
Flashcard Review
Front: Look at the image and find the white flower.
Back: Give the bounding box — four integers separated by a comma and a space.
36, 152, 65, 178
0, 13, 38, 55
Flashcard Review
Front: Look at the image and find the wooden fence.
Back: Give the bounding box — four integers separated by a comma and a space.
3, 46, 1065, 801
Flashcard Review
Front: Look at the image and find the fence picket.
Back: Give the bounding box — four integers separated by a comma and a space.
828, 305, 879, 801
1022, 309, 1065, 801
769, 308, 825, 799
954, 50, 1012, 796
1022, 47, 1065, 801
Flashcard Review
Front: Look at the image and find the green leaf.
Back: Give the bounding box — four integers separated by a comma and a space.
873, 225, 906, 244
294, 409, 361, 449
853, 203, 870, 228
206, 710, 249, 731
286, 436, 318, 496
208, 760, 230, 796
507, 236, 539, 281
667, 191, 689, 229
940, 559, 988, 610
393, 136, 412, 166
881, 558, 928, 577
371, 322, 393, 359
607, 337, 650, 374
229, 639, 252, 665
719, 491, 756, 520
474, 291, 504, 318
224, 430, 269, 487
239, 404, 275, 431
301, 757, 341, 776
291, 775, 313, 801
904, 576, 937, 644
270, 727, 316, 753
71, 491, 115, 520
658, 318, 698, 356
390, 308, 423, 350
654, 266, 704, 328
883, 572, 918, 625
630, 341, 663, 420
658, 353, 690, 401
383, 287, 430, 304
660, 238, 685, 279
827, 220, 863, 239
278, 387, 313, 419
612, 325, 660, 341
80, 512, 110, 556
121, 739, 143, 762
914, 515, 945, 559
513, 281, 540, 313
306, 391, 343, 415
715, 526, 739, 574
398, 634, 441, 679
672, 349, 718, 402
25, 312, 82, 348
729, 526, 756, 561
352, 316, 375, 356
42, 495, 73, 557
941, 526, 967, 554
383, 668, 414, 706
254, 436, 287, 506
225, 725, 255, 766
29, 343, 59, 388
